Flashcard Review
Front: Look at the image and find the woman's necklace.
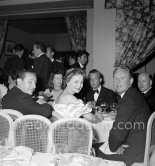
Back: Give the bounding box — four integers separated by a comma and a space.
53, 88, 62, 91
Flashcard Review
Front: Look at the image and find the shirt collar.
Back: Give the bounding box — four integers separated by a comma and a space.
78, 61, 84, 69
51, 58, 54, 62
93, 85, 101, 93
143, 86, 152, 94
37, 53, 44, 58
120, 92, 126, 98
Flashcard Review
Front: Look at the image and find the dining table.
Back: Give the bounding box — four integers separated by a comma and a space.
31, 152, 126, 166
0, 146, 126, 166
89, 112, 115, 143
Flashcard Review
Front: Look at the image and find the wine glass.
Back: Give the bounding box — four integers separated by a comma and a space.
110, 103, 118, 114
100, 102, 109, 113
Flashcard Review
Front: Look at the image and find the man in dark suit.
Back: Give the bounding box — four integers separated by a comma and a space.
95, 66, 151, 166
4, 43, 25, 74
2, 70, 53, 118
68, 53, 77, 69
32, 41, 53, 93
85, 69, 117, 112
138, 72, 155, 113
71, 50, 89, 70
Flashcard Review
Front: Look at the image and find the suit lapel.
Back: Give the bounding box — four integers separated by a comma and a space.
144, 88, 152, 98
96, 86, 105, 104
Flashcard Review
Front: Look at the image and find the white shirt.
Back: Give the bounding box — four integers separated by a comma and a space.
120, 92, 125, 98
78, 61, 84, 69
94, 86, 101, 101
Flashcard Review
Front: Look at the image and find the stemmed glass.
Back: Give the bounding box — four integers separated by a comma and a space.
100, 102, 109, 113
110, 103, 118, 114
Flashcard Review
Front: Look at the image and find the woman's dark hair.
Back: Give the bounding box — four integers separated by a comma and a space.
64, 68, 84, 87
46, 70, 64, 90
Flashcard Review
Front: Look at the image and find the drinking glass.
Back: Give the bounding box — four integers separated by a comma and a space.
110, 103, 118, 114
100, 102, 109, 113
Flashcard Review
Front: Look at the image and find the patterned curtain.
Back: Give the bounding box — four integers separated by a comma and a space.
0, 20, 8, 57
65, 15, 86, 52
105, 0, 155, 69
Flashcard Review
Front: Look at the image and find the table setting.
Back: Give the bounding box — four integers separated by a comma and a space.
31, 152, 126, 166
0, 145, 126, 166
87, 102, 118, 143
0, 145, 37, 166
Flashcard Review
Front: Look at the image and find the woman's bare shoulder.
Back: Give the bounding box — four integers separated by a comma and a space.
58, 94, 77, 104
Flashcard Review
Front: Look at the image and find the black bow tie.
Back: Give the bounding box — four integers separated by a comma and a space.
93, 89, 99, 94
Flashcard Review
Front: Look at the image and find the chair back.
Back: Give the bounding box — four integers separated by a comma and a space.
1, 109, 23, 121
143, 112, 155, 166
0, 112, 13, 146
51, 118, 93, 155
12, 115, 52, 153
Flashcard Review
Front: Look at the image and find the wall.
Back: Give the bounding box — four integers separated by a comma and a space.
135, 57, 155, 76
33, 33, 71, 51
86, 9, 93, 75
92, 0, 116, 89
0, 26, 72, 68
0, 27, 33, 68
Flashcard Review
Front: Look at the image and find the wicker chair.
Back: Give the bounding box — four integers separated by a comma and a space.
1, 109, 23, 121
131, 112, 155, 166
0, 112, 13, 146
12, 115, 52, 153
51, 118, 93, 155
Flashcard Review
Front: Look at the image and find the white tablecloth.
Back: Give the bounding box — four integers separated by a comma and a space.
31, 153, 126, 166
91, 119, 114, 143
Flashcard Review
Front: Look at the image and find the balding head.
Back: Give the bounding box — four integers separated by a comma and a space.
138, 72, 152, 92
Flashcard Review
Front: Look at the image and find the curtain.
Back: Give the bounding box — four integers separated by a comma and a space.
65, 15, 86, 52
0, 20, 8, 57
105, 0, 155, 69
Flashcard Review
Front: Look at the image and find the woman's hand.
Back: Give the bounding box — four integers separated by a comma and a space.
83, 113, 102, 123
86, 101, 96, 109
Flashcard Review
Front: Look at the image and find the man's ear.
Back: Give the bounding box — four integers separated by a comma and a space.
100, 78, 102, 83
150, 80, 152, 86
130, 77, 134, 85
17, 78, 22, 86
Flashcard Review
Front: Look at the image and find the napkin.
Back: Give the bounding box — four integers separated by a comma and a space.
2, 146, 34, 162
99, 142, 116, 155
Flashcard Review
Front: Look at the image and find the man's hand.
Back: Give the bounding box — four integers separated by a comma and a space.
116, 145, 129, 155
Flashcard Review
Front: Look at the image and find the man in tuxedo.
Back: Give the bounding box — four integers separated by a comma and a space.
95, 66, 151, 166
85, 69, 117, 112
138, 72, 155, 113
32, 41, 53, 93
